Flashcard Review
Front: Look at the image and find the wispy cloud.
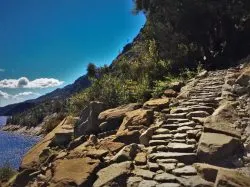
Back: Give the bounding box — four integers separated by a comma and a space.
0, 69, 5, 72
13, 91, 41, 98
0, 90, 40, 100
0, 77, 64, 88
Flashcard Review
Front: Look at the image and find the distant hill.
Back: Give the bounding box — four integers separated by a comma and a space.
0, 75, 90, 116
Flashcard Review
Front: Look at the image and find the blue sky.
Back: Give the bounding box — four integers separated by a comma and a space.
0, 0, 146, 106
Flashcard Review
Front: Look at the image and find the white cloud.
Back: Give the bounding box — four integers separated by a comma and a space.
0, 69, 5, 72
0, 77, 64, 88
0, 90, 41, 99
14, 92, 41, 98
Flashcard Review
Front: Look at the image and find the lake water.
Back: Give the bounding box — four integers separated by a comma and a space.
0, 116, 40, 169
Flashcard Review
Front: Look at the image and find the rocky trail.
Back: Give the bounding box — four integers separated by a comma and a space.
129, 70, 228, 187
5, 64, 250, 187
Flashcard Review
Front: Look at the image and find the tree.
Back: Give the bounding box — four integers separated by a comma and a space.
87, 63, 97, 78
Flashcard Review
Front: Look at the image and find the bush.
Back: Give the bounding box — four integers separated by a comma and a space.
0, 164, 16, 182
42, 113, 66, 134
69, 74, 151, 115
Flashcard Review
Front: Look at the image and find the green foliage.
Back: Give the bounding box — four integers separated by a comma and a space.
42, 113, 66, 134
9, 100, 67, 128
0, 164, 16, 182
69, 74, 151, 115
87, 63, 97, 78
151, 76, 181, 98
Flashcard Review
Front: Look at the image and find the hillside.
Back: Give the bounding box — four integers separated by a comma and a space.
5, 63, 250, 187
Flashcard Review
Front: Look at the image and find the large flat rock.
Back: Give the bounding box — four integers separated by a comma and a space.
197, 132, 243, 165
143, 98, 170, 111
51, 157, 100, 186
93, 161, 132, 187
204, 102, 241, 138
21, 117, 77, 170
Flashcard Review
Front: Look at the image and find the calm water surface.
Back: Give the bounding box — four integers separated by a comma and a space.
0, 116, 40, 169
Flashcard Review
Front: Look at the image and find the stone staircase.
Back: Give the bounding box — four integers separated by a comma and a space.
129, 70, 228, 187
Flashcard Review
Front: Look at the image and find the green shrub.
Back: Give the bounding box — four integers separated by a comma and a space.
0, 164, 16, 182
42, 113, 66, 134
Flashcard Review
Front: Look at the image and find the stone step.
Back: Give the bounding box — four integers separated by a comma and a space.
188, 98, 217, 103
161, 124, 180, 130
174, 133, 187, 139
171, 139, 186, 143
154, 173, 178, 183
178, 121, 197, 127
149, 140, 169, 146
165, 113, 187, 119
176, 126, 194, 133
167, 143, 195, 152
170, 108, 192, 114
186, 111, 210, 119
151, 134, 173, 140
149, 152, 197, 164
156, 183, 181, 187
166, 118, 190, 124
154, 128, 171, 134
158, 162, 176, 172
172, 166, 197, 176
190, 105, 214, 114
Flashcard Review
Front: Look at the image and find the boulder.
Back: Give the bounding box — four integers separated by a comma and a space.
143, 98, 170, 111
194, 163, 250, 187
21, 117, 77, 170
215, 168, 250, 187
197, 132, 243, 166
236, 67, 250, 87
139, 127, 156, 146
12, 169, 37, 187
98, 140, 125, 154
98, 103, 142, 131
169, 81, 185, 92
114, 130, 141, 144
51, 157, 100, 186
75, 101, 105, 137
111, 143, 140, 163
196, 70, 208, 79
93, 161, 133, 187
117, 109, 154, 133
204, 102, 241, 138
163, 89, 178, 97
50, 125, 74, 147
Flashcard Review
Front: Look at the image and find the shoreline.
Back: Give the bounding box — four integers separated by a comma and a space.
1, 124, 44, 138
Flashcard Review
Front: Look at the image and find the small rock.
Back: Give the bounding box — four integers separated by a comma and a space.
174, 133, 187, 139
176, 163, 185, 168
133, 168, 155, 179
111, 143, 140, 163
156, 183, 181, 187
148, 162, 159, 172
135, 152, 147, 165
154, 173, 178, 182
127, 177, 143, 187
138, 180, 158, 187
159, 163, 176, 172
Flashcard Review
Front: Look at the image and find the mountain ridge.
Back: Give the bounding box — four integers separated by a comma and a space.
0, 75, 90, 116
